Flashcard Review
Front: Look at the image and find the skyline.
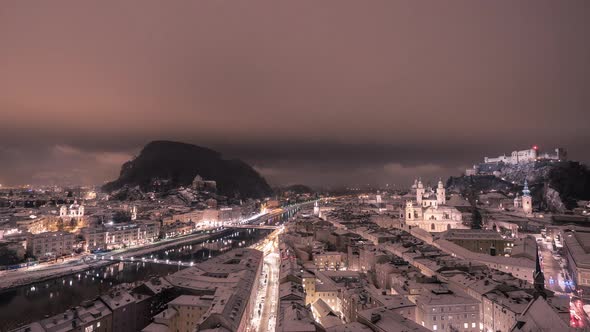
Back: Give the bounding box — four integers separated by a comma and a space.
1, 1, 589, 187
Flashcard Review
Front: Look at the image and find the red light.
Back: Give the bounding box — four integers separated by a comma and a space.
533, 145, 538, 150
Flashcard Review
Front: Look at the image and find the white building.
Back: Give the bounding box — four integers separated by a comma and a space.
513, 180, 533, 215
82, 221, 160, 251
415, 288, 480, 332
484, 147, 566, 165
27, 231, 76, 258
59, 201, 85, 219
405, 180, 467, 232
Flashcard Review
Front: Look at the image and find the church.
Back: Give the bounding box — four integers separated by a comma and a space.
404, 179, 468, 232
59, 200, 85, 220
513, 180, 533, 215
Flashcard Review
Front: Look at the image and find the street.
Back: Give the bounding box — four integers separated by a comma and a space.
249, 228, 281, 332
538, 238, 569, 293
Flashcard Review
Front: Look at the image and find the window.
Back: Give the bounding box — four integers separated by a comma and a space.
433, 325, 437, 331
464, 323, 468, 329
472, 322, 476, 328
97, 322, 100, 328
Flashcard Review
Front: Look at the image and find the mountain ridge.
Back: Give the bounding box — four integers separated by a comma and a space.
102, 140, 273, 199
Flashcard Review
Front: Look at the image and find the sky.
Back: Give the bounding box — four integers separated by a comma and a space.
0, 1, 589, 188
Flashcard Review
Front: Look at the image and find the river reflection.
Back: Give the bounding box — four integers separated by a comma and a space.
0, 228, 271, 331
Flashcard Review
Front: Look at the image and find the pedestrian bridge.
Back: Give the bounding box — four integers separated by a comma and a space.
228, 224, 279, 230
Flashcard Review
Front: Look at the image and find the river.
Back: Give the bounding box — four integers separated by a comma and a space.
0, 228, 272, 331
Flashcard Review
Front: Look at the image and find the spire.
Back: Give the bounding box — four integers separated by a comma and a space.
522, 180, 531, 197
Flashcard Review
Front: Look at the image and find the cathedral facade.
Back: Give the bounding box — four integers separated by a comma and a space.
404, 179, 467, 232
59, 200, 85, 219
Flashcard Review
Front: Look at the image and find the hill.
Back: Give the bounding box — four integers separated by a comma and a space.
102, 141, 273, 199
447, 161, 590, 212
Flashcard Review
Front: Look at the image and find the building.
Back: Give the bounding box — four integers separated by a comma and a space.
513, 180, 533, 215
142, 295, 213, 332
563, 230, 590, 288
26, 231, 76, 258
357, 307, 429, 332
314, 251, 345, 271
484, 147, 566, 165
59, 201, 85, 220
415, 288, 480, 332
160, 221, 194, 239
163, 248, 263, 332
191, 175, 217, 192
100, 290, 137, 332
277, 301, 319, 332
482, 289, 532, 332
442, 229, 512, 256
38, 298, 112, 332
511, 296, 571, 331
83, 221, 160, 251
405, 180, 467, 232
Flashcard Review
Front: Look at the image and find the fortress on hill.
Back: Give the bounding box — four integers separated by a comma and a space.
484, 146, 567, 165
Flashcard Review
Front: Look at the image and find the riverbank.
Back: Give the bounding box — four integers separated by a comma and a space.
0, 227, 272, 331
0, 228, 231, 292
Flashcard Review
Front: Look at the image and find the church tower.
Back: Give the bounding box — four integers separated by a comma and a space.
416, 180, 425, 205
313, 201, 320, 216
522, 180, 533, 215
130, 205, 137, 221
405, 201, 415, 221
436, 179, 446, 205
513, 193, 522, 208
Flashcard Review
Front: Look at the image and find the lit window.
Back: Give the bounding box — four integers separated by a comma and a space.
433, 325, 437, 331
464, 323, 468, 328
472, 322, 476, 328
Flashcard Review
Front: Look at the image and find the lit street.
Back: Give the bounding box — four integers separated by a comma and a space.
538, 238, 569, 293
249, 228, 282, 332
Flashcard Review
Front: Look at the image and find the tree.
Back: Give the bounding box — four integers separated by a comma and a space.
0, 247, 21, 266
471, 208, 483, 229
57, 219, 65, 231
112, 210, 132, 224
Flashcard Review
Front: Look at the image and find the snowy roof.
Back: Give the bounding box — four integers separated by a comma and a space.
100, 290, 136, 310
357, 307, 430, 332
168, 295, 213, 308
325, 322, 372, 332
512, 296, 570, 331
277, 302, 317, 332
